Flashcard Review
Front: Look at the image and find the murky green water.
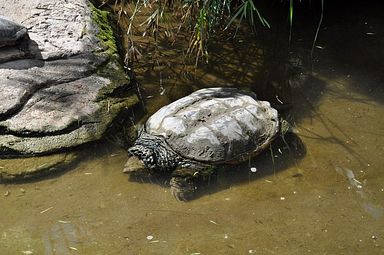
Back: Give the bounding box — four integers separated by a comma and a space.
1, 2, 384, 254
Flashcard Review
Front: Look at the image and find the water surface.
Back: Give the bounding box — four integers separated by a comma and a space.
1, 2, 384, 254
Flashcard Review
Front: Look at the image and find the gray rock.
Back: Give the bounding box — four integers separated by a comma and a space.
0, 55, 107, 118
0, 0, 139, 156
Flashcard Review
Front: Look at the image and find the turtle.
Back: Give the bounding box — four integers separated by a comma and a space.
123, 87, 288, 200
0, 16, 29, 48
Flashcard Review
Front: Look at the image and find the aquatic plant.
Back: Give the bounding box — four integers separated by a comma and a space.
96, 0, 270, 63
96, 0, 323, 65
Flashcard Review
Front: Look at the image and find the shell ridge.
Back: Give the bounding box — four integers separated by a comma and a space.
144, 87, 280, 164
149, 96, 204, 135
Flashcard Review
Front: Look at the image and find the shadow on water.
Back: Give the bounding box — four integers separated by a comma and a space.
261, 0, 384, 103
197, 132, 307, 200
289, 74, 378, 170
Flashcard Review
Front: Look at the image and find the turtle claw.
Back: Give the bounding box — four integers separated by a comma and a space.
170, 176, 196, 201
171, 188, 188, 202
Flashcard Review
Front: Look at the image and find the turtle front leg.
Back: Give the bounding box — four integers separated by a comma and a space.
170, 168, 199, 201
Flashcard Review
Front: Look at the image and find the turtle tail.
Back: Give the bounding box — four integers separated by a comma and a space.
128, 132, 180, 172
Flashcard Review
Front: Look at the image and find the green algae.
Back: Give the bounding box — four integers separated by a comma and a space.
90, 2, 118, 56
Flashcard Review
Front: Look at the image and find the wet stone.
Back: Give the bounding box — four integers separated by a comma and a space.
0, 152, 79, 182
0, 0, 139, 158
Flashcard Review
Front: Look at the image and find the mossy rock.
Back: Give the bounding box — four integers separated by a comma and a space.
0, 152, 79, 182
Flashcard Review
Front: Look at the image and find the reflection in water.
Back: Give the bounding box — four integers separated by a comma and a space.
42, 222, 77, 255
336, 166, 384, 220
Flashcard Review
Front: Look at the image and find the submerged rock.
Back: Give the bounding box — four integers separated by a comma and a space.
0, 0, 139, 156
0, 152, 79, 182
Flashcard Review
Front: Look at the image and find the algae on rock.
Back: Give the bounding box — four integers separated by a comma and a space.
0, 0, 141, 180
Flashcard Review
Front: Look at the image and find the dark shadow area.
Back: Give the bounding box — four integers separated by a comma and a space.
0, 57, 44, 69
198, 132, 306, 200
314, 0, 384, 103
0, 39, 43, 67
257, 0, 384, 103
105, 99, 147, 149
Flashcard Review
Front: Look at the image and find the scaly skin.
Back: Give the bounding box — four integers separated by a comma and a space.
170, 168, 198, 201
124, 130, 211, 200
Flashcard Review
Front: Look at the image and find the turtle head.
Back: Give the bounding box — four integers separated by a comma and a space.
123, 155, 146, 174
123, 154, 158, 178
124, 130, 180, 176
123, 144, 156, 177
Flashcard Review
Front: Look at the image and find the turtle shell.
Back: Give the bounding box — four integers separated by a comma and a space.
145, 87, 280, 163
0, 16, 28, 47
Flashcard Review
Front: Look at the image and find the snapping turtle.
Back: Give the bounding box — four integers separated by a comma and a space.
124, 87, 287, 200
0, 16, 28, 48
